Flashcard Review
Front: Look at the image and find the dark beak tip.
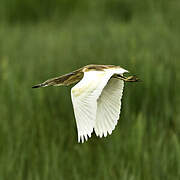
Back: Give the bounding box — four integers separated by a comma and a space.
32, 85, 41, 88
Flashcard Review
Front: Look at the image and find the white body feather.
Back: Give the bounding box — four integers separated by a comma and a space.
71, 67, 128, 143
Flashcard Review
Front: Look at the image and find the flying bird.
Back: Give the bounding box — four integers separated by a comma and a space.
32, 64, 139, 143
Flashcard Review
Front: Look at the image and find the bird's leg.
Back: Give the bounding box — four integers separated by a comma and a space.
113, 74, 140, 82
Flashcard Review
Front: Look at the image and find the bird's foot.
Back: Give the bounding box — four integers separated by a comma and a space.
113, 75, 140, 82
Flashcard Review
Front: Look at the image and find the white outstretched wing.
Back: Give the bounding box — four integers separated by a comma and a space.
94, 78, 124, 137
71, 71, 114, 143
71, 67, 128, 143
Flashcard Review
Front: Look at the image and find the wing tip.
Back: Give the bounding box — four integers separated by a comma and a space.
78, 131, 93, 143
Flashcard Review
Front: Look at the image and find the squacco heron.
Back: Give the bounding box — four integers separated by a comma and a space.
32, 64, 139, 143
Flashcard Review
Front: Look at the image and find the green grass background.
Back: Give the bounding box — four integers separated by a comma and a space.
0, 0, 180, 179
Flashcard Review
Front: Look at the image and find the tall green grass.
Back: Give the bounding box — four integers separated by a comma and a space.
1, 0, 179, 23
0, 13, 180, 180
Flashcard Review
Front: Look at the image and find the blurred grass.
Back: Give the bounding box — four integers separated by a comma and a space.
0, 0, 180, 179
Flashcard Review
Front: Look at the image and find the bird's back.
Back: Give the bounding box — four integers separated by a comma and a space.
83, 64, 122, 72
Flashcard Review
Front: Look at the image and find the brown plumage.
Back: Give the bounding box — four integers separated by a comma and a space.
32, 64, 139, 88
32, 64, 140, 143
